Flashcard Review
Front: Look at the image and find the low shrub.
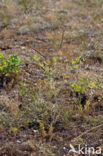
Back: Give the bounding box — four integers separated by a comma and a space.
0, 54, 22, 89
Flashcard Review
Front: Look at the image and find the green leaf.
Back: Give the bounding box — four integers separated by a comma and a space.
0, 54, 3, 59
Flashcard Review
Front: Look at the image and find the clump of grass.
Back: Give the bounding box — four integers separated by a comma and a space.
35, 0, 44, 10
0, 9, 11, 28
18, 0, 33, 12
2, 13, 10, 28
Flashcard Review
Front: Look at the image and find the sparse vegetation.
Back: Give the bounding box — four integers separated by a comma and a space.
0, 0, 103, 155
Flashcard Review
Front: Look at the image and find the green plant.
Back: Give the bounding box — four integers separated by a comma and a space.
19, 0, 32, 12
0, 7, 11, 28
34, 54, 56, 77
64, 110, 70, 124
71, 78, 88, 94
70, 57, 80, 72
2, 13, 10, 28
34, 54, 57, 92
0, 54, 22, 76
0, 54, 22, 89
71, 78, 97, 96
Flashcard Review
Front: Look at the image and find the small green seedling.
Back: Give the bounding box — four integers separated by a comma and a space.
34, 54, 57, 78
